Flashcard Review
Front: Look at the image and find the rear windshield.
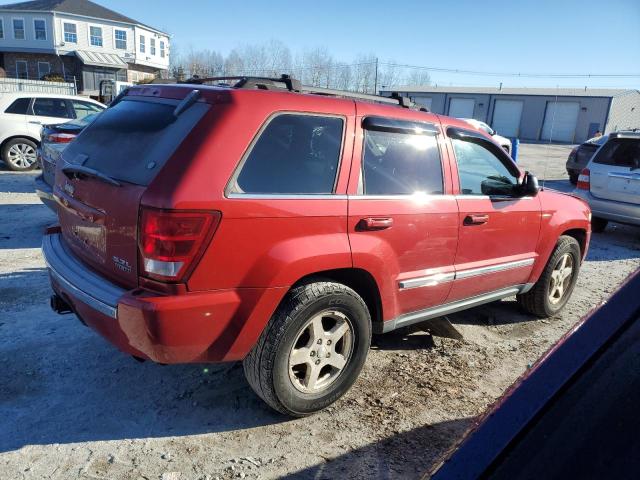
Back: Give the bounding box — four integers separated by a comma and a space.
62, 96, 210, 186
593, 138, 640, 168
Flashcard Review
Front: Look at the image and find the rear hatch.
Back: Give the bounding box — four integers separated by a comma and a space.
589, 137, 640, 205
54, 90, 210, 288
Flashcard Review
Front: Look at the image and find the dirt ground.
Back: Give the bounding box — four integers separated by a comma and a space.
1, 143, 639, 480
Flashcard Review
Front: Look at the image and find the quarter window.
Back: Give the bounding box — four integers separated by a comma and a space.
34, 19, 46, 40
63, 22, 77, 43
115, 29, 127, 49
362, 126, 443, 195
452, 138, 519, 196
139, 35, 145, 53
233, 114, 344, 194
13, 18, 24, 39
5, 97, 31, 114
89, 26, 103, 47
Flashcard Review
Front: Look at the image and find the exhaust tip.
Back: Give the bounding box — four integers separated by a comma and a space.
50, 294, 72, 315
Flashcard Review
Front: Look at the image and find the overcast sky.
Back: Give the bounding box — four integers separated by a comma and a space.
2, 0, 638, 89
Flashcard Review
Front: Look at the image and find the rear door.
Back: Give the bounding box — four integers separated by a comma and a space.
446, 126, 541, 301
347, 109, 459, 318
589, 137, 640, 204
55, 93, 210, 288
28, 97, 74, 138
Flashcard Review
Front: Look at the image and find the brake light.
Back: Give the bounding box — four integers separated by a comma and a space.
46, 132, 77, 144
577, 168, 591, 190
138, 208, 221, 282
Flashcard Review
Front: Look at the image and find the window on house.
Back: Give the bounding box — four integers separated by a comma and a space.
160, 40, 165, 58
0, 20, 4, 39
16, 60, 28, 79
233, 114, 344, 194
38, 62, 50, 79
115, 29, 127, 49
90, 26, 103, 47
63, 22, 77, 43
139, 35, 145, 53
13, 19, 25, 40
34, 19, 46, 40
150, 38, 156, 55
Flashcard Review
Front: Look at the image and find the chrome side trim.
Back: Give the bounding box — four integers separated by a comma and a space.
399, 272, 455, 290
456, 258, 535, 280
348, 194, 453, 200
380, 285, 526, 333
42, 234, 124, 319
398, 258, 535, 290
227, 193, 348, 200
608, 172, 639, 180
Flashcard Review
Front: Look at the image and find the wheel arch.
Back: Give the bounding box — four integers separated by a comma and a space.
1, 134, 40, 152
291, 268, 383, 328
561, 228, 588, 260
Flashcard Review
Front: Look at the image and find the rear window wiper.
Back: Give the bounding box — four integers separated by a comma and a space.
173, 89, 201, 117
62, 164, 121, 187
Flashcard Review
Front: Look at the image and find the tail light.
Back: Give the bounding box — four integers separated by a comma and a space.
577, 168, 591, 190
45, 132, 77, 144
138, 207, 221, 282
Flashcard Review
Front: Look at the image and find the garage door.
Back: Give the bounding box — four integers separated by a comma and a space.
492, 100, 523, 137
412, 96, 433, 111
448, 98, 475, 118
541, 101, 580, 142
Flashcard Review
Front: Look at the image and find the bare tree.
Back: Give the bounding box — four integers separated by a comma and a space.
403, 68, 432, 86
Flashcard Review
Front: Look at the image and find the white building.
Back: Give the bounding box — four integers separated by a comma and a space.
0, 0, 170, 96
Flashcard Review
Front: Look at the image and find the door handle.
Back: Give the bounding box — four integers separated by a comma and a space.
358, 217, 394, 231
464, 214, 489, 225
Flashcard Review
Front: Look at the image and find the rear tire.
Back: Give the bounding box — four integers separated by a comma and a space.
591, 216, 608, 233
2, 138, 38, 171
243, 281, 371, 417
517, 236, 581, 318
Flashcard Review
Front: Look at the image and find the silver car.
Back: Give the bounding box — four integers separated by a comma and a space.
574, 131, 640, 232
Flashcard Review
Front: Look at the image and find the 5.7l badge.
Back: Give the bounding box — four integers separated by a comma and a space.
112, 256, 132, 273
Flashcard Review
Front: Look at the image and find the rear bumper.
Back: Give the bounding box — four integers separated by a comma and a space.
573, 190, 640, 226
35, 175, 56, 211
42, 232, 285, 363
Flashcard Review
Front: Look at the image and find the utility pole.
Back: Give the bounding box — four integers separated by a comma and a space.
374, 57, 379, 95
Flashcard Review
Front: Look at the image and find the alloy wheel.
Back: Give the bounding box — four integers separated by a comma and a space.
7, 143, 37, 169
288, 310, 354, 393
548, 253, 574, 305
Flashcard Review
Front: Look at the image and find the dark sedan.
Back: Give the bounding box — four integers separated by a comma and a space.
566, 134, 608, 184
35, 113, 99, 211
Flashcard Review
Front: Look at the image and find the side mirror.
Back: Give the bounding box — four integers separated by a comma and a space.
519, 171, 540, 197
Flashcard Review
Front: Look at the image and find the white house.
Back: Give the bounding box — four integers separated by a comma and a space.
0, 0, 170, 96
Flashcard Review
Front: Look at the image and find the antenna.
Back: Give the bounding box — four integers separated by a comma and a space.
541, 91, 560, 191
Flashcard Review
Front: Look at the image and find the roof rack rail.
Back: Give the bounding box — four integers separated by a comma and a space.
180, 74, 426, 110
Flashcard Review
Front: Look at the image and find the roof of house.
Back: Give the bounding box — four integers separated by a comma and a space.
0, 0, 166, 33
380, 85, 639, 98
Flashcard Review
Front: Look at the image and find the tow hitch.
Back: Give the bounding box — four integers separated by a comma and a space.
50, 294, 72, 315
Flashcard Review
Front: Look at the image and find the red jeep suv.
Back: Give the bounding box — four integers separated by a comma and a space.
43, 76, 591, 416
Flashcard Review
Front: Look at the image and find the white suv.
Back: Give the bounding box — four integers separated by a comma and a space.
0, 93, 105, 171
574, 131, 640, 232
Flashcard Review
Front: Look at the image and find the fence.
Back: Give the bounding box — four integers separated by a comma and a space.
0, 77, 77, 95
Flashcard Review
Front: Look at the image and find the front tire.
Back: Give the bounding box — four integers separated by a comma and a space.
243, 281, 371, 417
2, 138, 38, 171
568, 172, 579, 185
517, 236, 581, 318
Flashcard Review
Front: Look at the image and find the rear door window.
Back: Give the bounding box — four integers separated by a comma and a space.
592, 138, 640, 169
231, 114, 344, 194
5, 97, 31, 115
33, 98, 72, 119
362, 121, 443, 195
62, 96, 210, 186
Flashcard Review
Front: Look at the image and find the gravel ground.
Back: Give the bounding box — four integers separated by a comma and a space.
1, 143, 639, 480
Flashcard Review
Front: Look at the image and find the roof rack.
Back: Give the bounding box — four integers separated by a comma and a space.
181, 74, 426, 110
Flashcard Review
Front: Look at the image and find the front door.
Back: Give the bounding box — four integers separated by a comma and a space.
348, 111, 459, 320
446, 127, 541, 301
